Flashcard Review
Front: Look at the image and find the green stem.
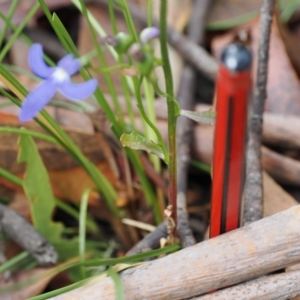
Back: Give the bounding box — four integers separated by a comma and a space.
147, 0, 153, 27
0, 167, 22, 186
134, 77, 169, 163
108, 0, 136, 130
0, 1, 40, 62
159, 0, 178, 228
0, 0, 19, 49
79, 189, 92, 279
119, 0, 139, 42
143, 77, 160, 172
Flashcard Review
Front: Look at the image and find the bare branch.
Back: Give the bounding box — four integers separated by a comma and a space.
244, 0, 276, 225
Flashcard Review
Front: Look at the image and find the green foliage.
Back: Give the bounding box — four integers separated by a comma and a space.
120, 131, 166, 161
18, 134, 64, 242
278, 0, 300, 22
180, 109, 215, 125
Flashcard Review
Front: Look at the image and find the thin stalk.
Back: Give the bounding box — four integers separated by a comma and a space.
143, 77, 160, 172
133, 77, 169, 163
159, 0, 178, 228
79, 189, 92, 279
107, 0, 118, 35
147, 0, 153, 27
118, 0, 139, 42
0, 167, 22, 186
78, 0, 124, 125
0, 0, 19, 49
0, 126, 59, 144
108, 0, 136, 130
0, 1, 40, 62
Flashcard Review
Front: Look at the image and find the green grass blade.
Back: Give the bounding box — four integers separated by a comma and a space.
0, 0, 19, 49
0, 2, 40, 62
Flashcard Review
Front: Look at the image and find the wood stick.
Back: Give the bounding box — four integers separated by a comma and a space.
193, 270, 300, 300
176, 0, 211, 248
262, 146, 300, 187
52, 206, 300, 300
0, 204, 58, 266
244, 0, 276, 225
263, 112, 300, 149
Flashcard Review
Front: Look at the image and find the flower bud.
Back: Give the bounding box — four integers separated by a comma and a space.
128, 43, 144, 62
139, 27, 160, 43
114, 32, 134, 53
136, 53, 154, 75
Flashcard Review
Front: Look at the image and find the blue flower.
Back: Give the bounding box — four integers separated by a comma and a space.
139, 27, 160, 43
19, 43, 98, 122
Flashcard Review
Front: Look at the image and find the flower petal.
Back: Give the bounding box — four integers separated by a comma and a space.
19, 80, 58, 122
28, 44, 55, 79
59, 79, 97, 101
139, 27, 160, 43
58, 54, 81, 76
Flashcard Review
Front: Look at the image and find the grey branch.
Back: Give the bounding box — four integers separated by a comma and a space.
243, 0, 275, 225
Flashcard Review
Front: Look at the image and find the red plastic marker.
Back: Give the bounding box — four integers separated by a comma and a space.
210, 43, 252, 238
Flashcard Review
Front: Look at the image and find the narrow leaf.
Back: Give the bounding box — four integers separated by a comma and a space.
120, 132, 165, 161
180, 109, 215, 125
18, 133, 64, 242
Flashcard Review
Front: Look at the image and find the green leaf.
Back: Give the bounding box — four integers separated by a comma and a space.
180, 109, 215, 125
120, 131, 165, 161
18, 133, 64, 243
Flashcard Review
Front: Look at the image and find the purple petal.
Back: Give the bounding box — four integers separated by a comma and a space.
28, 44, 55, 79
139, 27, 160, 43
58, 55, 81, 76
19, 80, 58, 122
59, 79, 97, 101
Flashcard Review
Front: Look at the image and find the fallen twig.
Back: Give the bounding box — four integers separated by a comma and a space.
176, 0, 211, 248
262, 146, 300, 187
243, 0, 276, 225
126, 221, 167, 256
0, 203, 58, 266
192, 270, 300, 300
52, 206, 300, 300
263, 112, 300, 149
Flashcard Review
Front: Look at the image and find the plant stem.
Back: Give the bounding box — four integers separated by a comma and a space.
159, 0, 178, 230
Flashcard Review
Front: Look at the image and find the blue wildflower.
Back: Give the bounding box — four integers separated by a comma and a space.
19, 43, 97, 122
139, 27, 160, 43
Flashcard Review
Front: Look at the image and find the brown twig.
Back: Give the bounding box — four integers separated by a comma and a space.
176, 0, 211, 248
0, 204, 58, 266
243, 0, 275, 225
126, 221, 167, 256
261, 146, 300, 187
54, 206, 300, 300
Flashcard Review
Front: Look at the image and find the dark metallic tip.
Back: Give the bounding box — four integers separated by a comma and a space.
221, 43, 252, 72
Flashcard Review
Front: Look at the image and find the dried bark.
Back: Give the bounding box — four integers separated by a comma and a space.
243, 0, 276, 225
53, 206, 300, 300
